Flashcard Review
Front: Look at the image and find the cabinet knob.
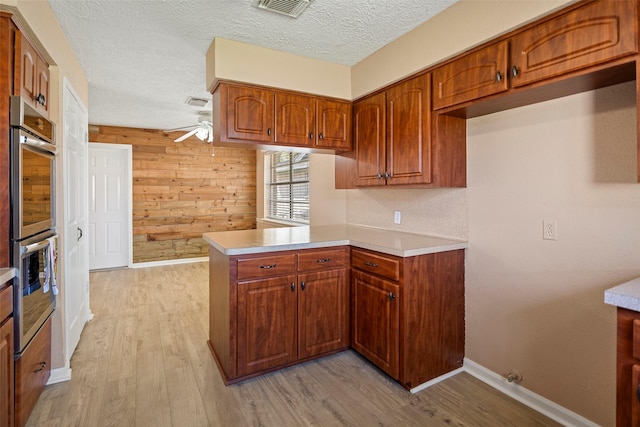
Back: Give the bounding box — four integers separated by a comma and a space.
267, 128, 271, 136
309, 132, 314, 140
496, 71, 503, 83
384, 172, 391, 179
35, 93, 46, 106
290, 282, 295, 292
511, 65, 520, 78
389, 292, 396, 301
301, 281, 306, 290
318, 133, 323, 141
377, 172, 383, 180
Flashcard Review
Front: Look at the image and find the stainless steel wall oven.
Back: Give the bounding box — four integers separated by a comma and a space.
9, 95, 57, 355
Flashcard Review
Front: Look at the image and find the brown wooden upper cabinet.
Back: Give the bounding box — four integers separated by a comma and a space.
432, 41, 509, 110
510, 0, 638, 88
215, 82, 351, 151
355, 73, 432, 186
16, 31, 50, 117
433, 0, 637, 111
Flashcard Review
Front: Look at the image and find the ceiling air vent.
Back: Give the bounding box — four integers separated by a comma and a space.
252, 0, 314, 18
185, 96, 210, 107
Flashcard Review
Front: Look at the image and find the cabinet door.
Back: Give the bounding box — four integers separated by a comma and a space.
274, 92, 315, 147
222, 84, 275, 143
298, 269, 349, 359
0, 318, 13, 427
35, 56, 49, 116
316, 99, 351, 151
386, 73, 432, 185
354, 92, 386, 186
432, 41, 509, 110
351, 269, 399, 379
19, 33, 37, 104
510, 0, 638, 88
236, 275, 297, 376
633, 364, 640, 427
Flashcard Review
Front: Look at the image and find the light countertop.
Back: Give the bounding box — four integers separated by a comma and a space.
605, 277, 640, 312
0, 268, 16, 285
203, 224, 467, 257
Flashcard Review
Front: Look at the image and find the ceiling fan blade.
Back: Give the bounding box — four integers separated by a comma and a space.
165, 124, 197, 132
174, 128, 199, 142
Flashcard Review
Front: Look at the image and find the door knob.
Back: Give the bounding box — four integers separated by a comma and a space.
77, 227, 83, 241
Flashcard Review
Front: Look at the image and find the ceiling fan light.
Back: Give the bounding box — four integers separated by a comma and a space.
195, 127, 209, 141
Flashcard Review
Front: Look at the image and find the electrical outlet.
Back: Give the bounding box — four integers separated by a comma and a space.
394, 211, 401, 224
543, 219, 558, 241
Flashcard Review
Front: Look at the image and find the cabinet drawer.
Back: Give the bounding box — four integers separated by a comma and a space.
297, 247, 349, 272
16, 316, 51, 427
0, 284, 12, 321
351, 249, 400, 281
236, 254, 296, 281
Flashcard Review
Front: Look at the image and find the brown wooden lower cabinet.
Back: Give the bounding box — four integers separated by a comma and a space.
0, 317, 13, 427
15, 316, 51, 427
615, 307, 640, 426
209, 244, 465, 389
210, 246, 351, 384
351, 248, 465, 389
0, 280, 14, 427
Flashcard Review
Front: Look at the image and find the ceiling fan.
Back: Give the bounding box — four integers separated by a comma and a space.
166, 118, 213, 143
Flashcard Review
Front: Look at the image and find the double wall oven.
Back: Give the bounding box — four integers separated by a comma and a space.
9, 95, 57, 356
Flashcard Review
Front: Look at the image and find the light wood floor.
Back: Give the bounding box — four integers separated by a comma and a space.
25, 262, 560, 426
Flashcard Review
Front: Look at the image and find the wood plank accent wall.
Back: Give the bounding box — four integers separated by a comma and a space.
89, 125, 257, 263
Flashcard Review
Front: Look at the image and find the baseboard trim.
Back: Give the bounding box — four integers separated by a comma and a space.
410, 367, 465, 393
463, 358, 599, 427
47, 362, 72, 385
131, 257, 208, 269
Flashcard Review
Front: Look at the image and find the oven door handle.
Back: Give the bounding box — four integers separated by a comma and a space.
20, 134, 57, 156
21, 238, 52, 256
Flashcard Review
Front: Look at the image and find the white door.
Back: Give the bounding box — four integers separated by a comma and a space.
88, 143, 131, 270
63, 80, 91, 361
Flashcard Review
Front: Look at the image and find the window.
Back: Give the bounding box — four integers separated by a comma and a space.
265, 152, 309, 223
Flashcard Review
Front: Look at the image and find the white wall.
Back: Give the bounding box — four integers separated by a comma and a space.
466, 81, 638, 426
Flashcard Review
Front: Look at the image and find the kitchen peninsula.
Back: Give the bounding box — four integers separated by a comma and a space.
204, 225, 467, 390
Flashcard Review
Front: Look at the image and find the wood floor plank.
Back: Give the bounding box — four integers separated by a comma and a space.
135, 350, 172, 427
98, 377, 136, 427
165, 365, 209, 426
106, 315, 138, 381
25, 262, 563, 427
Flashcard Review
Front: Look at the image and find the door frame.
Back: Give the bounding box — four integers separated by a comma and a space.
88, 142, 133, 269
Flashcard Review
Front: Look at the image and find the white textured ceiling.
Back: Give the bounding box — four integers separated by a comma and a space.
48, 0, 457, 131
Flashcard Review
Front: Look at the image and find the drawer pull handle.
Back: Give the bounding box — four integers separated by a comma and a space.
260, 264, 276, 269
365, 261, 378, 268
316, 258, 331, 263
34, 361, 47, 373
